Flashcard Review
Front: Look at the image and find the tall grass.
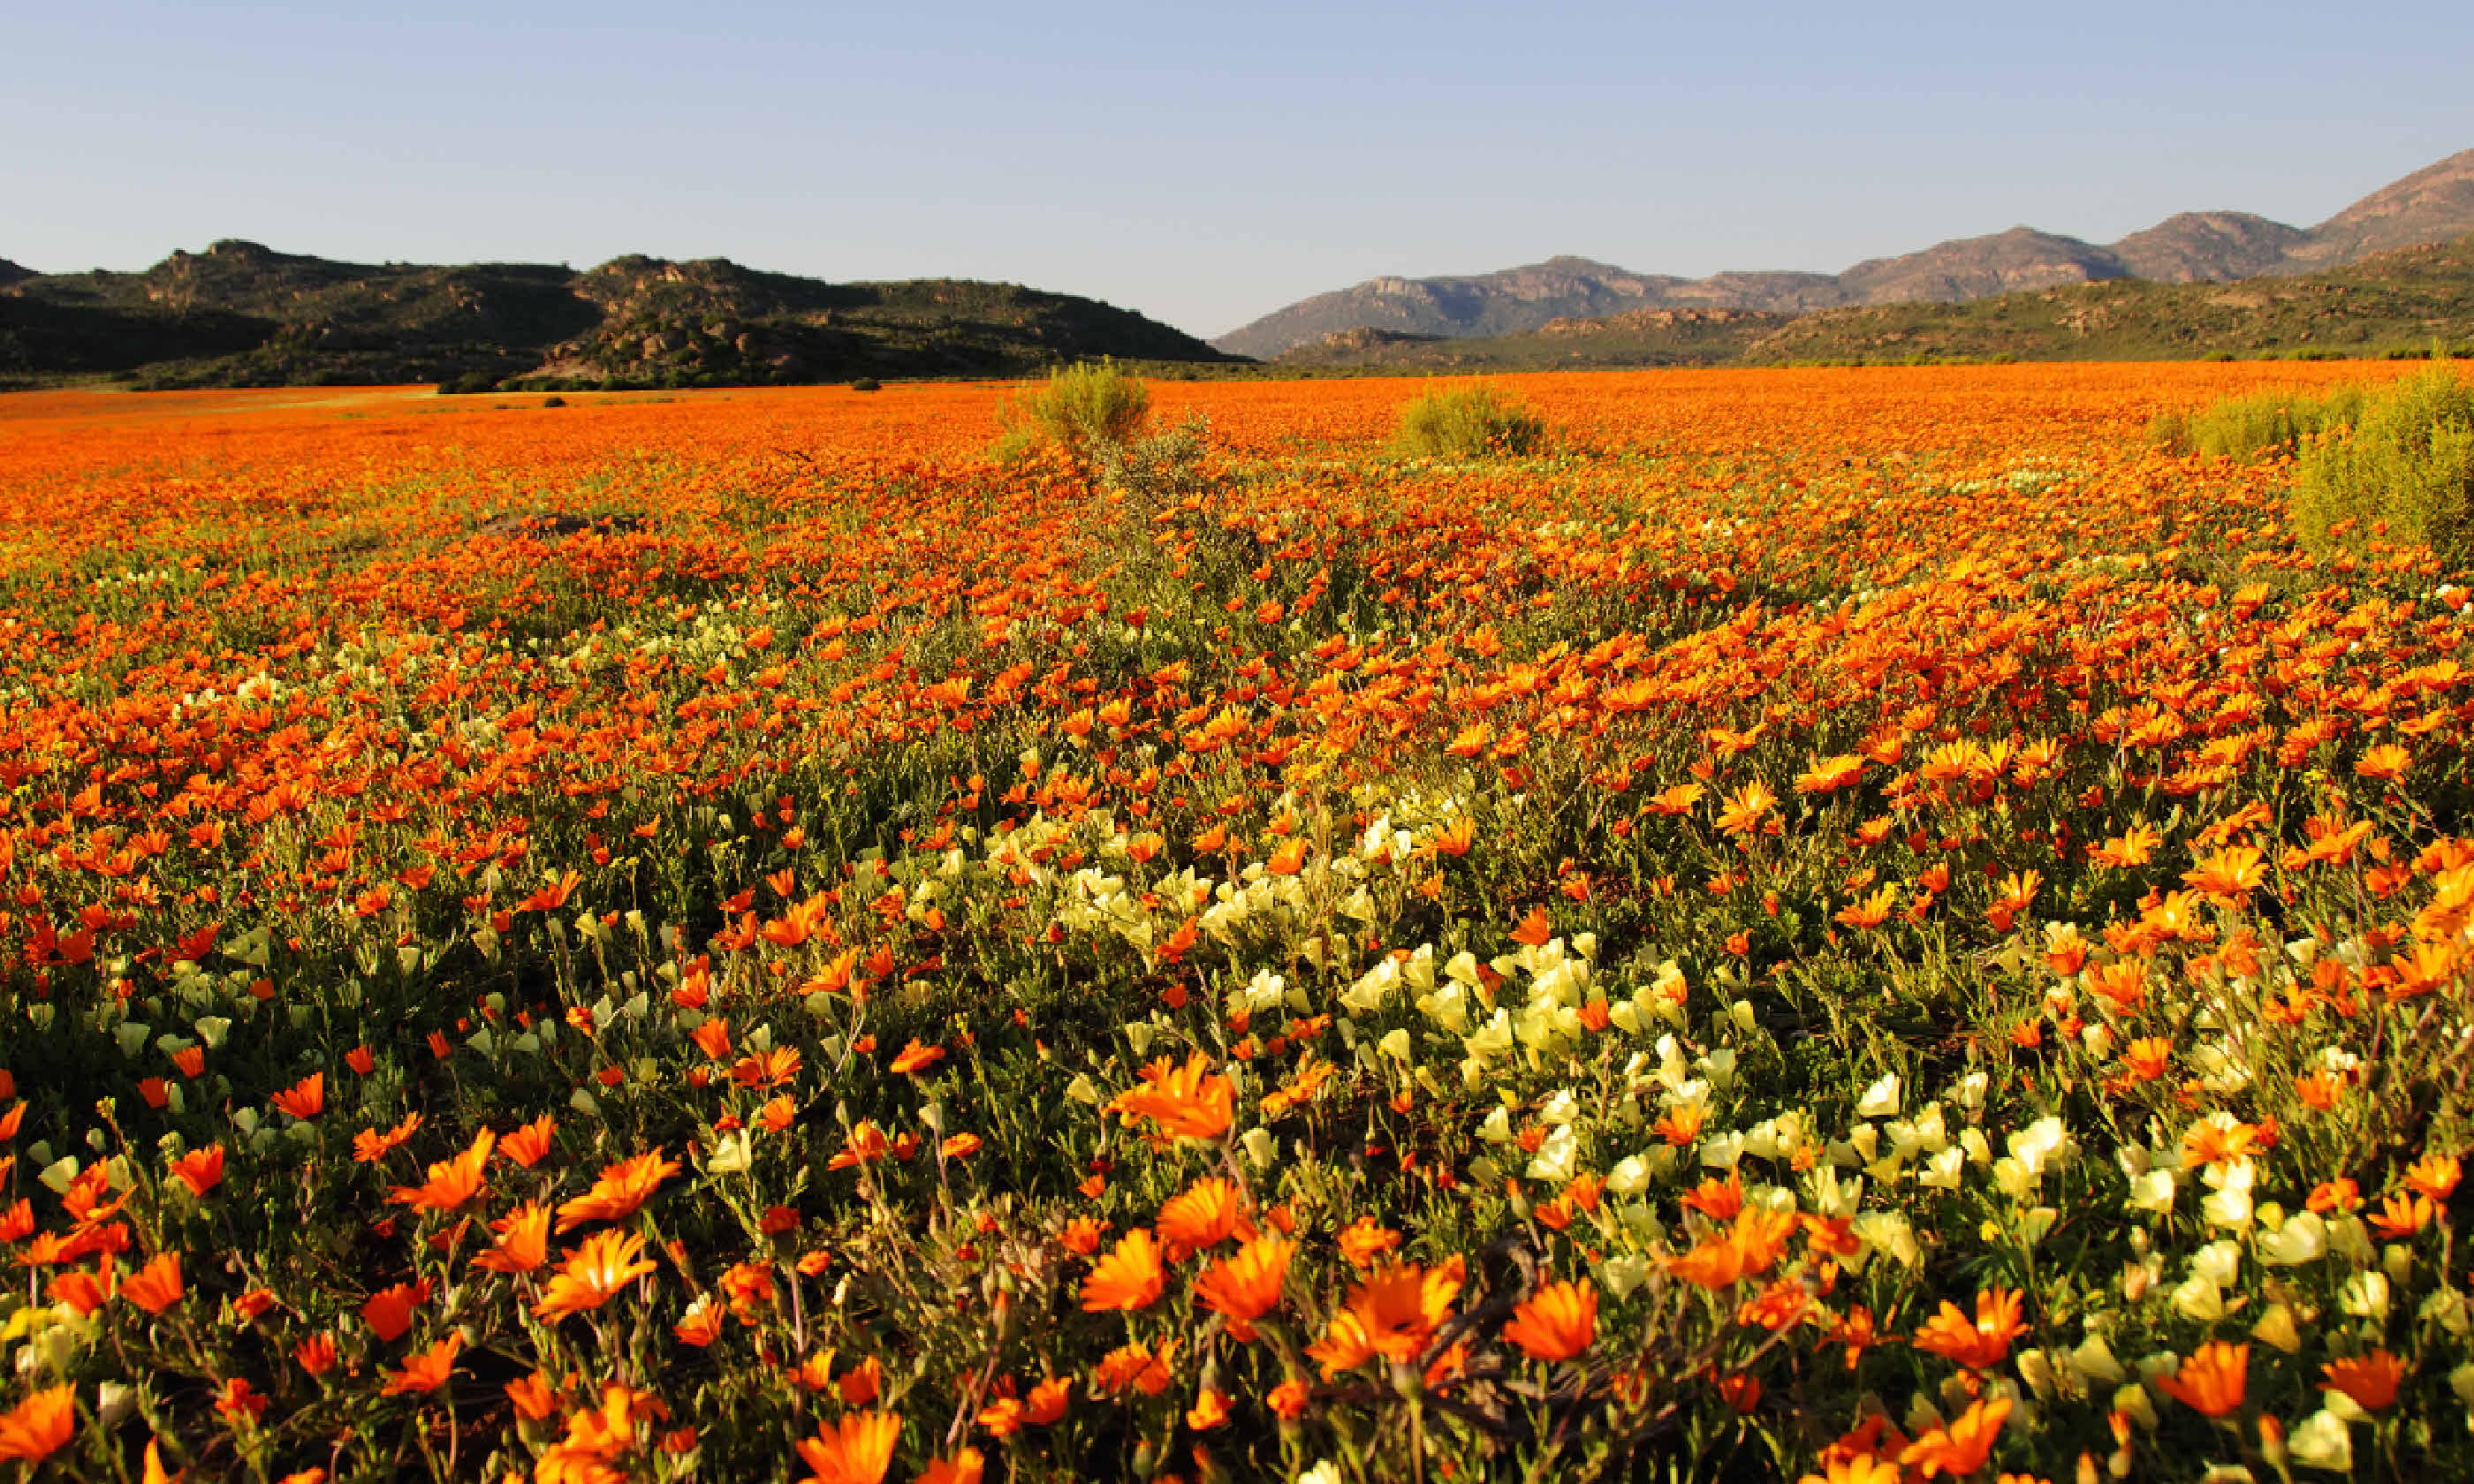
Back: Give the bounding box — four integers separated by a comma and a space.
2291, 366, 2474, 560
994, 357, 1151, 467
1390, 381, 1548, 458
2148, 382, 2372, 461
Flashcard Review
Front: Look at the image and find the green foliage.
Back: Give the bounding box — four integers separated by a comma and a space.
1089, 412, 1218, 507
2148, 382, 2372, 461
849, 375, 883, 392
1389, 380, 1548, 458
993, 357, 1152, 467
2291, 366, 2474, 560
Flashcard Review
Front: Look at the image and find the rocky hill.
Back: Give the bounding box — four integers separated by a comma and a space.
1276, 231, 2474, 370
0, 240, 1236, 390
1217, 148, 2474, 358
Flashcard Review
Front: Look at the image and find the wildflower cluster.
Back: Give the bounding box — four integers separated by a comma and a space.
0, 363, 2470, 1480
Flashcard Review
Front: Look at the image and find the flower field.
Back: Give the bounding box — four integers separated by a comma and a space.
4, 360, 2473, 1481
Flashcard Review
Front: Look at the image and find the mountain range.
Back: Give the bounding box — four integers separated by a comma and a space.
0, 242, 1233, 390
1214, 148, 2474, 359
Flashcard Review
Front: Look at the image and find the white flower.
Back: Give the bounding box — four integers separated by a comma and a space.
1850, 1212, 1922, 1268
2258, 1211, 2327, 1266
2340, 1271, 2390, 1321
1526, 1124, 1578, 1182
1856, 1073, 1902, 1118
2286, 1410, 2353, 1473
2007, 1117, 2069, 1175
2129, 1169, 2178, 1213
1920, 1147, 1967, 1191
2170, 1274, 2223, 1321
2069, 1334, 2125, 1385
2191, 1239, 2242, 1288
2202, 1154, 2257, 1229
1596, 1254, 1651, 1299
1606, 1155, 1651, 1198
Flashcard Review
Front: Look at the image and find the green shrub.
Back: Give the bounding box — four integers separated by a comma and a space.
2291, 367, 2474, 560
1091, 413, 1217, 508
850, 376, 883, 392
993, 358, 1150, 467
1389, 381, 1547, 458
2151, 382, 2372, 461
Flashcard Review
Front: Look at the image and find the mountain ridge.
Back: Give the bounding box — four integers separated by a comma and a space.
0, 240, 1236, 390
1215, 148, 2474, 358
1269, 231, 2474, 372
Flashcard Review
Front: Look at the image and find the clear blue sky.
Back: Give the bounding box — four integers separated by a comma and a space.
8, 1, 2471, 337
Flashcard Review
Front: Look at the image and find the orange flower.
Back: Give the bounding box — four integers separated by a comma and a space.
554, 1150, 679, 1231
2321, 1349, 2406, 1412
2367, 1191, 2437, 1239
1665, 1207, 1797, 1290
2155, 1341, 2248, 1418
1186, 1389, 1232, 1430
1192, 1234, 1294, 1340
1681, 1171, 1746, 1220
1157, 1177, 1252, 1260
361, 1281, 425, 1342
352, 1112, 421, 1165
731, 1045, 803, 1091
381, 1334, 462, 1396
1079, 1228, 1166, 1312
829, 1121, 892, 1170
889, 1038, 946, 1075
168, 1145, 224, 1199
1336, 1216, 1402, 1268
1501, 1279, 1597, 1361
1024, 1377, 1072, 1425
1270, 1378, 1311, 1420
269, 1072, 325, 1120
1106, 1052, 1233, 1141
2403, 1151, 2463, 1203
837, 1357, 884, 1406
1827, 1306, 1895, 1370
471, 1201, 552, 1275
1715, 779, 1777, 836
1910, 1287, 2027, 1372
1799, 1456, 1901, 1484
938, 1132, 983, 1160
534, 1229, 659, 1321
793, 1411, 900, 1484
212, 1377, 267, 1426
1898, 1396, 2011, 1479
49, 1266, 111, 1317
499, 1113, 558, 1169
1314, 1255, 1464, 1370
387, 1129, 494, 1214
505, 1372, 561, 1423
2356, 743, 2412, 780
0, 1383, 72, 1463
122, 1252, 186, 1314
919, 1448, 985, 1484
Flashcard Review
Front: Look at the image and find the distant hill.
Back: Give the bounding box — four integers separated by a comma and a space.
0, 240, 1236, 390
1277, 231, 2474, 371
1274, 308, 1792, 371
1742, 231, 2474, 365
1217, 148, 2474, 358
